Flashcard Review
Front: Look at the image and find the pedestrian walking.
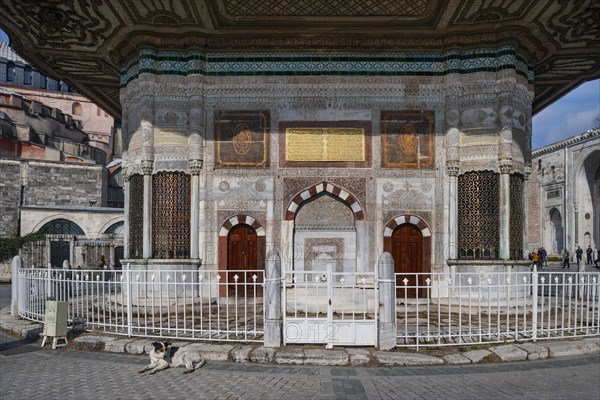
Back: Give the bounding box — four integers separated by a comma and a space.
562, 249, 570, 269
536, 248, 544, 270
540, 247, 548, 267
575, 246, 583, 264
586, 245, 593, 264
531, 252, 539, 269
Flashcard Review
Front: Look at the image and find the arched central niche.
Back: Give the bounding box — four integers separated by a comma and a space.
294, 193, 356, 280
547, 207, 563, 254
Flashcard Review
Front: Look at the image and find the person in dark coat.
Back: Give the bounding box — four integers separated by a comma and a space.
575, 246, 583, 264
586, 245, 593, 264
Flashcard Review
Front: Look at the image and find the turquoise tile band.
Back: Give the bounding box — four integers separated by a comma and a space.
121, 46, 533, 87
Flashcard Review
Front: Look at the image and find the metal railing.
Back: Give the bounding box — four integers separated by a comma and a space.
17, 265, 265, 343
395, 268, 599, 348
15, 263, 599, 348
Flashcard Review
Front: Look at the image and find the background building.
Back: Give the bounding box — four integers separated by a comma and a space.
0, 41, 124, 279
528, 130, 599, 257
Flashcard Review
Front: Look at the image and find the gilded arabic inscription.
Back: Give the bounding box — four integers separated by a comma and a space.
285, 128, 365, 162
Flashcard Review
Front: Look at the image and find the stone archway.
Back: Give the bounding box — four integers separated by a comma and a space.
218, 215, 266, 295
293, 191, 357, 277
383, 215, 432, 298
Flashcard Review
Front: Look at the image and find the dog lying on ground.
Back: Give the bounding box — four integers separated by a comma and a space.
139, 341, 206, 374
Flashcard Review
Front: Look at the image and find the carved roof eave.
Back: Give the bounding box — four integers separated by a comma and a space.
0, 0, 598, 119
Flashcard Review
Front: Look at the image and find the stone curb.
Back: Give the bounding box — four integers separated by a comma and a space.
2, 307, 599, 367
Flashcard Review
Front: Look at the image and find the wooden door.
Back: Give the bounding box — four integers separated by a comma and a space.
227, 224, 261, 295
391, 224, 427, 298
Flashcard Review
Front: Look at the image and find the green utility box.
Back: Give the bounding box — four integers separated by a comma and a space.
42, 301, 69, 349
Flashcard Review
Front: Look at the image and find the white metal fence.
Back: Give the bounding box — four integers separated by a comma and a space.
283, 266, 377, 347
395, 268, 600, 348
15, 263, 600, 348
17, 266, 265, 342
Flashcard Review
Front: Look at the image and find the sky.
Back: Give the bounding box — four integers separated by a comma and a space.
0, 29, 597, 150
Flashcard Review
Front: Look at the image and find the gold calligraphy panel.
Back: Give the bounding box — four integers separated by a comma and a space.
286, 128, 365, 162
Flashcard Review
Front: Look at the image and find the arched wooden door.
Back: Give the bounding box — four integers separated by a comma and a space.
391, 224, 427, 298
227, 224, 261, 295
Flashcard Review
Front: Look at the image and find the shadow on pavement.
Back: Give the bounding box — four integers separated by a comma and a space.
0, 332, 43, 356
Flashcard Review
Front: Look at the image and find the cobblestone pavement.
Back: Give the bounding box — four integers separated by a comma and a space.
1, 333, 599, 400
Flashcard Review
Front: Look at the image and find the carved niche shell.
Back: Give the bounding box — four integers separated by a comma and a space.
232, 123, 253, 155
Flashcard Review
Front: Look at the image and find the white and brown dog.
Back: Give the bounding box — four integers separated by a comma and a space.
139, 341, 206, 374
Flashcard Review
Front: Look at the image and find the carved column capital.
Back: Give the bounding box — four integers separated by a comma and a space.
188, 159, 203, 175
141, 159, 154, 175
446, 160, 460, 177
524, 166, 532, 180
123, 167, 135, 182
499, 158, 513, 175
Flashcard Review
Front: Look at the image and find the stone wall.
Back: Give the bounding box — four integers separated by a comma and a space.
0, 159, 22, 237
0, 159, 109, 238
24, 161, 106, 208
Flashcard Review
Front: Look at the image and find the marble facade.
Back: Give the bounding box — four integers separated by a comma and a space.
119, 46, 533, 281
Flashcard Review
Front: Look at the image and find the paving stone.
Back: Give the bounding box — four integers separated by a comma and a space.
581, 337, 600, 352
546, 340, 599, 358
304, 348, 348, 366
373, 351, 444, 366
442, 353, 471, 364
74, 335, 112, 351
249, 347, 276, 363
346, 348, 371, 366
186, 342, 234, 361
489, 344, 528, 362
230, 345, 254, 362
462, 349, 492, 363
515, 343, 549, 360
274, 347, 305, 365
104, 338, 135, 353
125, 339, 153, 354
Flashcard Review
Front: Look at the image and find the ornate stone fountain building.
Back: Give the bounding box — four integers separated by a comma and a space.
1, 1, 598, 287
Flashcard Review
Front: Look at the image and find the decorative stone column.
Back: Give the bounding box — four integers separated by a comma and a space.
499, 158, 513, 260
444, 85, 460, 260
122, 168, 131, 258
189, 159, 203, 260
446, 160, 459, 259
141, 159, 153, 259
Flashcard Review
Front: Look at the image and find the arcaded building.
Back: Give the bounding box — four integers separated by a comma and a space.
528, 130, 600, 257
1, 1, 598, 288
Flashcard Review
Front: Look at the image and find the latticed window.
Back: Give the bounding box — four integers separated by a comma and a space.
128, 174, 143, 259
39, 218, 84, 235
458, 170, 500, 260
152, 172, 191, 259
509, 173, 524, 260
